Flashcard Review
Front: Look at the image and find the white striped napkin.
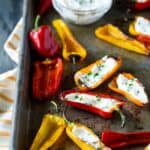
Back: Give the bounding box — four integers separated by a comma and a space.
0, 18, 22, 149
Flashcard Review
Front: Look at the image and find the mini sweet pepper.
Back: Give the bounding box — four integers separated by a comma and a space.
66, 122, 111, 150
95, 24, 149, 55
60, 90, 126, 127
30, 114, 66, 150
52, 19, 87, 62
29, 15, 60, 58
101, 130, 150, 149
145, 144, 150, 150
36, 0, 52, 16
32, 58, 63, 100
129, 0, 150, 10
74, 55, 122, 91
108, 73, 149, 107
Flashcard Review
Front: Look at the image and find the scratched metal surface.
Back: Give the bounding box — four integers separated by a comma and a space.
11, 0, 150, 149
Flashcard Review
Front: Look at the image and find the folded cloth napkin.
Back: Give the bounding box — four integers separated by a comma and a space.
0, 18, 22, 149
0, 69, 17, 149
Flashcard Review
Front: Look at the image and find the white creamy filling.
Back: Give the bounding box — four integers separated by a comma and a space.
72, 125, 101, 149
61, 0, 112, 10
116, 74, 148, 103
135, 17, 150, 36
78, 56, 117, 87
137, 0, 147, 3
65, 93, 119, 112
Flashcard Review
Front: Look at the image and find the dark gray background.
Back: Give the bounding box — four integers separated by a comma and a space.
0, 0, 23, 73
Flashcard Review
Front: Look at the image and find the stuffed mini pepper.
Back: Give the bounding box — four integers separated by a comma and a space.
108, 73, 149, 107
60, 90, 126, 127
129, 16, 150, 51
74, 55, 122, 91
66, 123, 111, 150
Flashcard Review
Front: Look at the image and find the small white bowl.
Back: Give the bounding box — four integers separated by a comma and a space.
52, 0, 113, 25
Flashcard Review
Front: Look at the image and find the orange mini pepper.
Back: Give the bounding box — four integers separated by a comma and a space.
74, 55, 122, 91
108, 73, 149, 107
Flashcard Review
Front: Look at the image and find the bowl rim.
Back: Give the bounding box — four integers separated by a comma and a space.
52, 0, 113, 13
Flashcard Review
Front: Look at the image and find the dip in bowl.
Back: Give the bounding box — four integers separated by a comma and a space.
52, 0, 113, 25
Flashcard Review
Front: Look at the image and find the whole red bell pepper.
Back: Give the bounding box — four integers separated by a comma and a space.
29, 15, 60, 58
130, 0, 150, 10
36, 0, 52, 16
101, 130, 150, 149
32, 58, 63, 100
60, 90, 126, 127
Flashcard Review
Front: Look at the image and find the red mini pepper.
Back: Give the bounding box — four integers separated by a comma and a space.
32, 58, 63, 100
136, 35, 150, 51
60, 90, 126, 127
130, 0, 150, 10
37, 0, 52, 16
29, 15, 60, 58
101, 130, 150, 149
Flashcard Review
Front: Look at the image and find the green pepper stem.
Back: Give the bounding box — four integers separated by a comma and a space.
62, 107, 72, 124
50, 101, 58, 114
34, 15, 40, 29
115, 107, 126, 128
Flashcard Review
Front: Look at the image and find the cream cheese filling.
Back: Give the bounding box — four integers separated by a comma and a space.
78, 56, 118, 88
65, 93, 119, 112
72, 125, 101, 149
116, 74, 148, 103
135, 17, 150, 36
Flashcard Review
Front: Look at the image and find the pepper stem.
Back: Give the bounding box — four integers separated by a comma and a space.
50, 101, 58, 114
115, 107, 126, 128
62, 106, 72, 124
34, 15, 40, 29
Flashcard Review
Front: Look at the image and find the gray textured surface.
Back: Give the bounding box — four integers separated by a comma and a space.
12, 0, 150, 149
0, 0, 23, 73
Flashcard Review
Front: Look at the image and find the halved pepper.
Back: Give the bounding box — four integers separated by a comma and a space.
74, 55, 122, 91
145, 144, 150, 150
60, 90, 126, 127
95, 24, 149, 55
108, 73, 149, 107
66, 122, 111, 150
32, 58, 63, 100
129, 16, 150, 36
52, 19, 87, 62
30, 114, 66, 150
101, 130, 150, 149
130, 0, 150, 10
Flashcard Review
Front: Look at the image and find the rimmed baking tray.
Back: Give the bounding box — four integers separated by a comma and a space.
11, 0, 150, 149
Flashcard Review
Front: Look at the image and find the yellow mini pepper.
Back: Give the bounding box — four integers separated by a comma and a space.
66, 123, 110, 150
145, 144, 150, 150
52, 19, 87, 62
30, 114, 66, 150
129, 16, 150, 36
95, 24, 149, 55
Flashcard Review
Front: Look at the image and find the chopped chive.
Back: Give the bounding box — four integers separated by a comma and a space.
87, 72, 92, 76
94, 73, 99, 77
74, 95, 79, 99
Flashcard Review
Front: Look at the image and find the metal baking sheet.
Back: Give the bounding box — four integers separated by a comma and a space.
11, 0, 150, 149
